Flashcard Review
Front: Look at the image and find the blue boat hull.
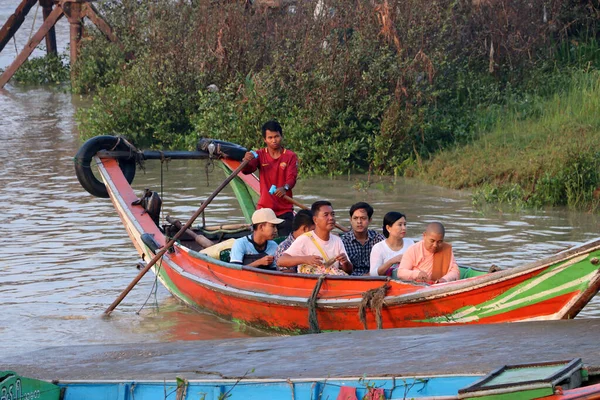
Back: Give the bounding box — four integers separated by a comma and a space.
59, 376, 479, 399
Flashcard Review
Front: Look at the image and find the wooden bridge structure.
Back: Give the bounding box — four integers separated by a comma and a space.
0, 0, 118, 88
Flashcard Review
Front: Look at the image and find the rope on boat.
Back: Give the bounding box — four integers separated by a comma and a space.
286, 378, 295, 400
108, 136, 121, 151
73, 136, 145, 169
488, 264, 501, 272
358, 279, 390, 330
136, 255, 163, 314
308, 275, 326, 333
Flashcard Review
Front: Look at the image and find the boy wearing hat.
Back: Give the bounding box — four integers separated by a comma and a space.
230, 208, 283, 269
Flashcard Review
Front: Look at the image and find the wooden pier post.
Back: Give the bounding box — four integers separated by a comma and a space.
0, 0, 121, 88
64, 1, 82, 73
40, 0, 57, 54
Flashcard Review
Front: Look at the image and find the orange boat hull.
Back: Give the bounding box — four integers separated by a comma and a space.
96, 157, 600, 332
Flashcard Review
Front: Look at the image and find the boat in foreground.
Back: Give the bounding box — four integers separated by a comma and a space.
74, 135, 600, 332
4, 359, 600, 399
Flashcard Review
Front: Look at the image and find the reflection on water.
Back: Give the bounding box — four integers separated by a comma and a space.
1, 76, 600, 359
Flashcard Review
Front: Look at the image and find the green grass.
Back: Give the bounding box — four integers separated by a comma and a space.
413, 70, 600, 211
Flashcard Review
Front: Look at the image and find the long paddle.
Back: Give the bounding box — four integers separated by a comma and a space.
280, 194, 349, 233
104, 156, 253, 315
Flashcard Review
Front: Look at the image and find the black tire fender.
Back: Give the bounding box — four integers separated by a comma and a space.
197, 138, 247, 161
74, 135, 137, 198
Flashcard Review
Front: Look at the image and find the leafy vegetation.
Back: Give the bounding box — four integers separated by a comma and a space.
67, 0, 600, 209
417, 70, 600, 211
7, 53, 69, 85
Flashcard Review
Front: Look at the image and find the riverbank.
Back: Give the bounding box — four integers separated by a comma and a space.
414, 70, 600, 212
9, 319, 600, 380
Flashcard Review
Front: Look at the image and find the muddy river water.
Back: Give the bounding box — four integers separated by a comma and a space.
1, 0, 599, 360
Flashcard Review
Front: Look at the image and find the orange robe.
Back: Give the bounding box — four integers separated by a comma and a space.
396, 241, 460, 282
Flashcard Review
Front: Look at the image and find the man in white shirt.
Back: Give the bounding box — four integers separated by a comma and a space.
278, 200, 352, 275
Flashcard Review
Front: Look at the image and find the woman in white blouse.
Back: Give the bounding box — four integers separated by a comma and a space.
369, 211, 415, 276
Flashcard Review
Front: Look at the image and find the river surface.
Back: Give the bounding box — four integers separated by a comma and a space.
2, 1, 600, 361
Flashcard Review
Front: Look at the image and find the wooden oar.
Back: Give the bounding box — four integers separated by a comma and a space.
165, 215, 215, 248
104, 157, 253, 315
281, 194, 350, 233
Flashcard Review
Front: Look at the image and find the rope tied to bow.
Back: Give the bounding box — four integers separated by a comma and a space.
307, 275, 326, 333
358, 280, 390, 330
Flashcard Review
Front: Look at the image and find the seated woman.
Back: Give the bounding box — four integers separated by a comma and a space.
396, 222, 460, 283
369, 211, 415, 276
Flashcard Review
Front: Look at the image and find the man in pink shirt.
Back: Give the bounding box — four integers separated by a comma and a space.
396, 222, 460, 283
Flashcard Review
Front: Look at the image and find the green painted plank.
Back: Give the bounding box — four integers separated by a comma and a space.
465, 387, 553, 400
218, 162, 256, 224
0, 371, 61, 400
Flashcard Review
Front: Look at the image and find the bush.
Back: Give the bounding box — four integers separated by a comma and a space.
71, 31, 126, 94
10, 53, 69, 85
75, 0, 600, 183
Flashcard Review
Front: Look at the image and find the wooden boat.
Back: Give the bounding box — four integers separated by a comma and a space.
4, 359, 600, 399
74, 135, 600, 333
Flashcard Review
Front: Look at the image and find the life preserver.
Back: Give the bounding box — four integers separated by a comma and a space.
74, 135, 137, 198
197, 138, 247, 161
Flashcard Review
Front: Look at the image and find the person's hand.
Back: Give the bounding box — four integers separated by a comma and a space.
388, 254, 404, 265
304, 255, 323, 266
435, 278, 447, 284
336, 253, 350, 266
273, 186, 287, 197
243, 151, 255, 162
259, 256, 274, 266
415, 270, 429, 282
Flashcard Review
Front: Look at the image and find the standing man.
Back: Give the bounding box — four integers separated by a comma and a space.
396, 222, 460, 283
242, 120, 298, 237
341, 202, 385, 276
278, 201, 353, 275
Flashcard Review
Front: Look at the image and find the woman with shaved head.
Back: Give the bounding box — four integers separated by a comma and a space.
395, 222, 460, 283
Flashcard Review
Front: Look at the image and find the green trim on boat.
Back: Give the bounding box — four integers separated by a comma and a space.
218, 162, 256, 223
459, 266, 488, 279
462, 387, 553, 399
150, 252, 197, 307
423, 250, 600, 323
